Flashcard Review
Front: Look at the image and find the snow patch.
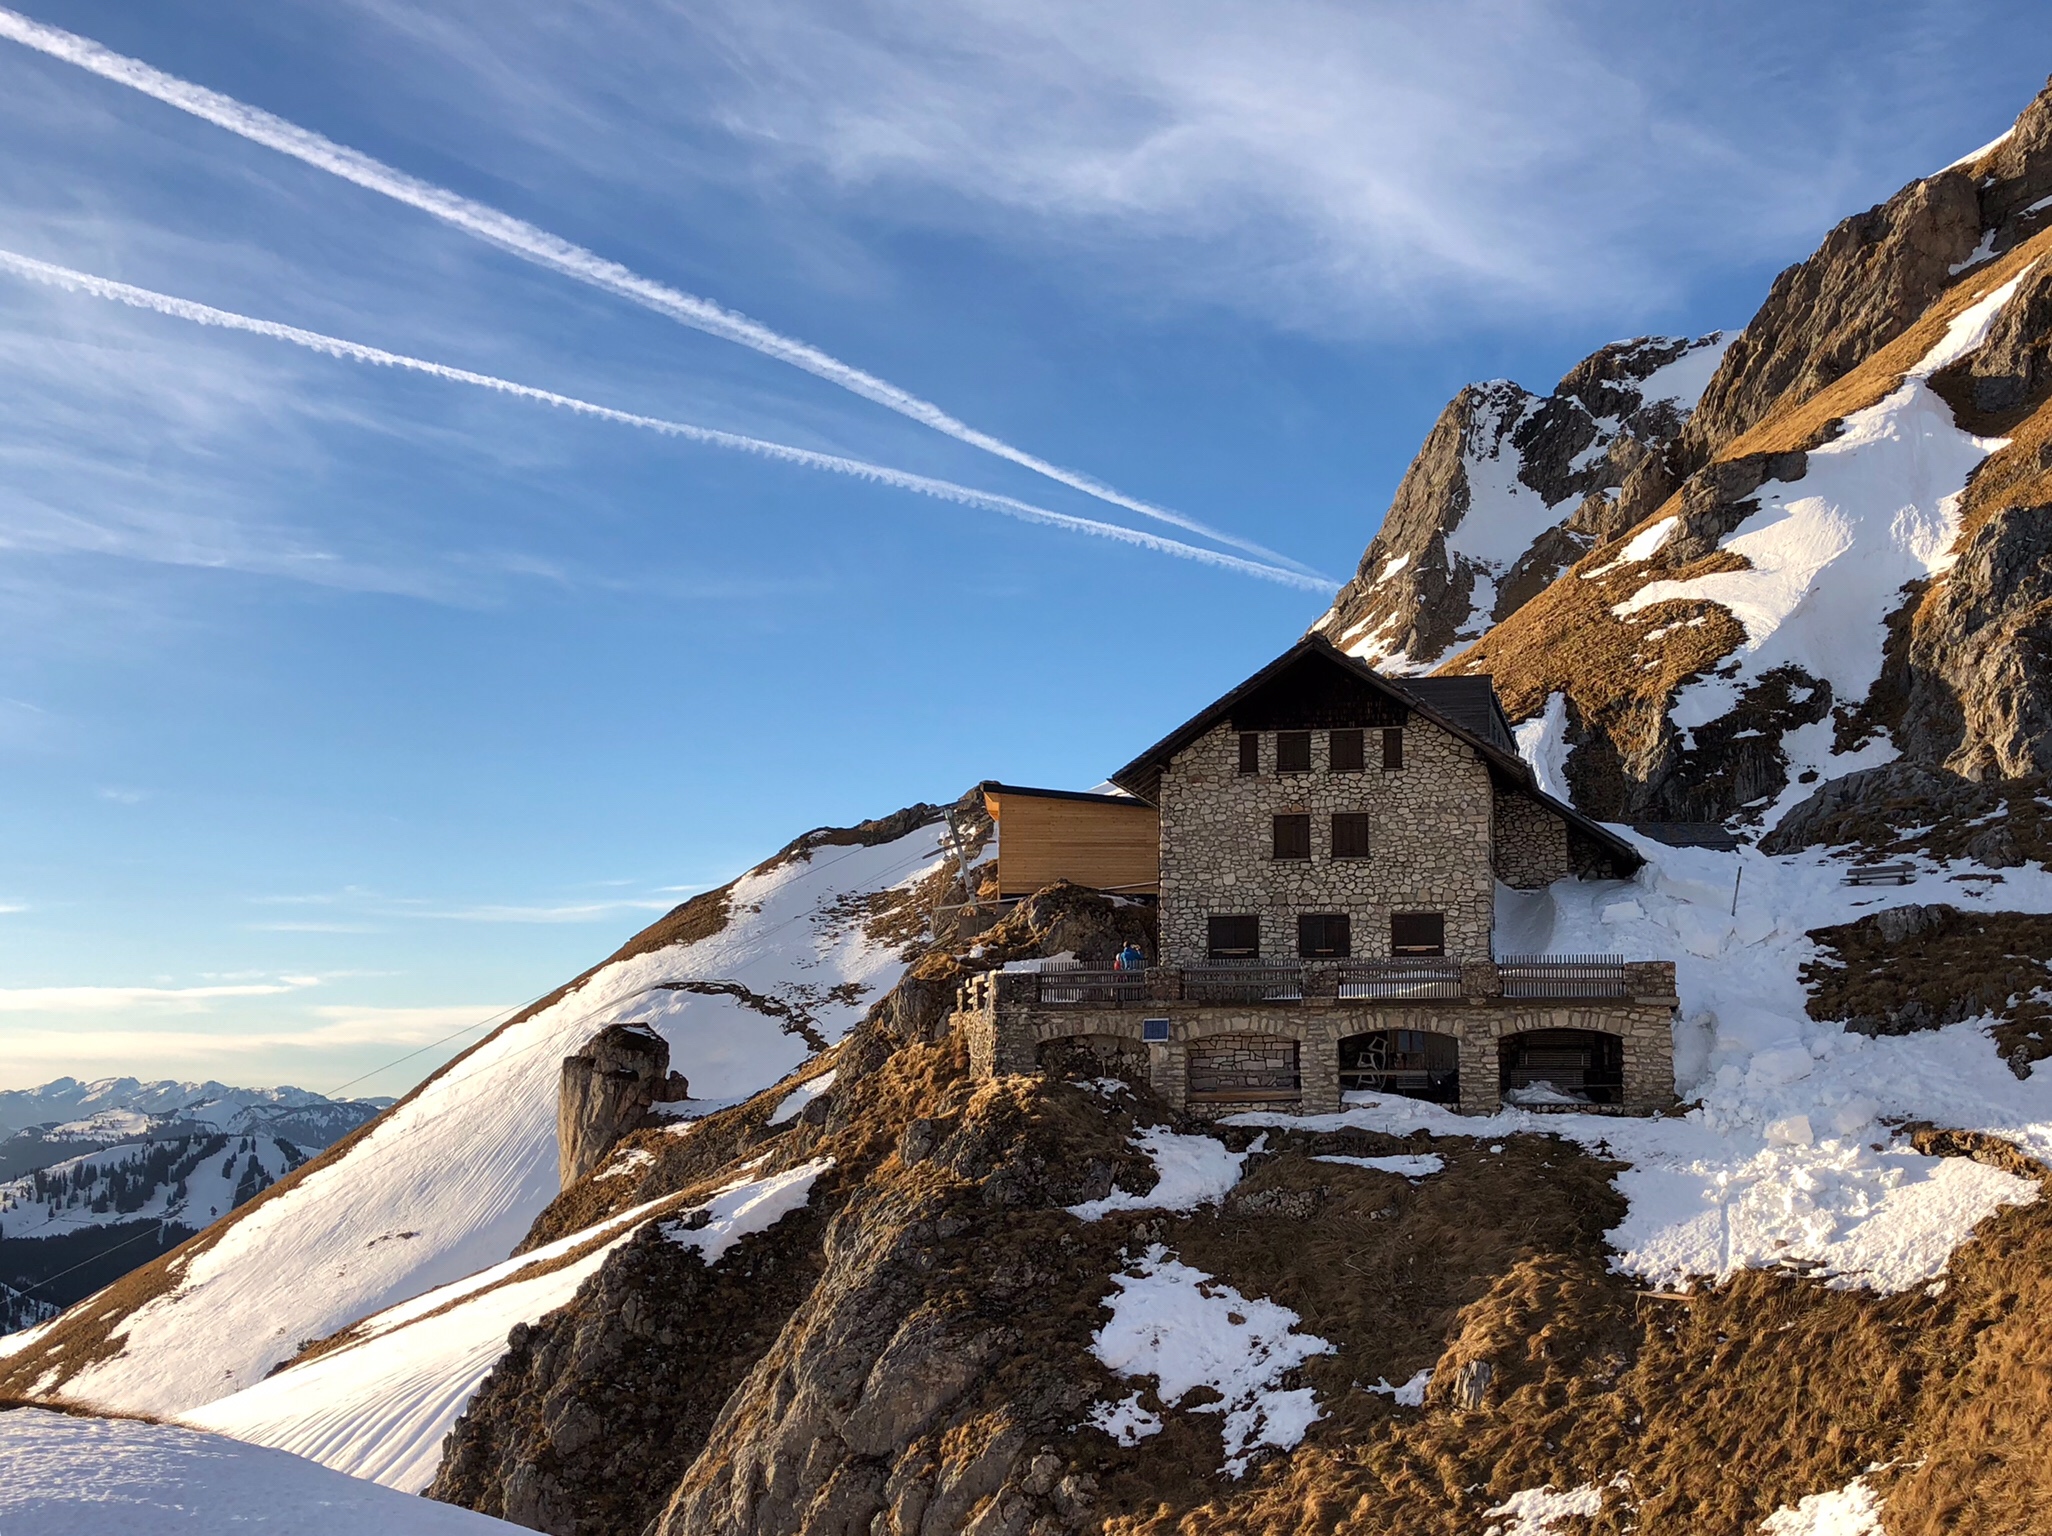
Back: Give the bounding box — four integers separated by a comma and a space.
1483, 1481, 1612, 1536
660, 1157, 832, 1263
1067, 1126, 1247, 1220
1635, 332, 1732, 411
1086, 1391, 1164, 1446
1581, 515, 1678, 579
1313, 1152, 1445, 1180
1366, 1367, 1432, 1406
1090, 1245, 1333, 1477
766, 1069, 838, 1126
1760, 1476, 1886, 1535
1515, 692, 1573, 802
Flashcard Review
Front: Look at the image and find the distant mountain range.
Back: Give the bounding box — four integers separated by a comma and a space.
0, 1076, 391, 1139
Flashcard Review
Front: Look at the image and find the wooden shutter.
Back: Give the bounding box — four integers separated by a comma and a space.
1331, 813, 1372, 859
1275, 731, 1312, 773
1297, 912, 1351, 958
1328, 728, 1364, 771
1390, 911, 1445, 956
1238, 732, 1260, 775
1272, 813, 1311, 860
1207, 914, 1260, 958
1382, 728, 1404, 769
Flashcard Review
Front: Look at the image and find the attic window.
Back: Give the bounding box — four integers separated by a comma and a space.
1331, 813, 1372, 859
1391, 911, 1445, 957
1238, 732, 1260, 775
1382, 728, 1405, 770
1207, 915, 1260, 959
1298, 913, 1351, 958
1275, 731, 1312, 774
1272, 813, 1311, 861
1329, 728, 1364, 771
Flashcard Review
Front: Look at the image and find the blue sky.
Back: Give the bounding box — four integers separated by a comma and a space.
0, 0, 2041, 1095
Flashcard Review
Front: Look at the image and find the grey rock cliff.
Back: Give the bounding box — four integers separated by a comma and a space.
558, 1024, 685, 1187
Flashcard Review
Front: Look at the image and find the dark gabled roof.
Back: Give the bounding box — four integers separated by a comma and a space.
1106, 636, 1641, 873
979, 781, 1152, 811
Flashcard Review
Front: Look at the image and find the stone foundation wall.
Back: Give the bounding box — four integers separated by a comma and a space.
1158, 720, 1496, 964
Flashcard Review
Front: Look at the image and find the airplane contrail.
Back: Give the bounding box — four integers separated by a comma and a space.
0, 6, 1325, 581
0, 247, 1331, 592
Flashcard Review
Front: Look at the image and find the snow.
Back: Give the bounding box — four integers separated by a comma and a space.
1313, 1153, 1444, 1180
1615, 270, 2035, 798
1634, 333, 1732, 411
0, 1077, 347, 1138
0, 1134, 298, 1239
1514, 693, 1572, 802
1483, 1482, 1611, 1536
1943, 126, 2014, 171
45, 817, 950, 1422
1580, 515, 1678, 579
1086, 1391, 1164, 1446
765, 1068, 838, 1126
659, 1157, 831, 1263
1090, 1245, 1332, 1477
1376, 552, 1411, 584
189, 1161, 826, 1491
0, 1409, 518, 1533
1760, 1477, 1885, 1535
1067, 1126, 1248, 1219
1365, 1367, 1432, 1406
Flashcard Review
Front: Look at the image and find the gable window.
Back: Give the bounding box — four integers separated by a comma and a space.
1208, 914, 1260, 959
1275, 730, 1312, 774
1391, 911, 1445, 957
1272, 813, 1311, 860
1298, 913, 1351, 958
1329, 728, 1365, 771
1382, 728, 1405, 770
1237, 732, 1260, 775
1331, 813, 1373, 859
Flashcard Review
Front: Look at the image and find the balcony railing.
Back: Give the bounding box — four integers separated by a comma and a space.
1336, 959, 1462, 1000
1496, 955, 1629, 999
1179, 961, 1304, 1004
1034, 962, 1149, 1007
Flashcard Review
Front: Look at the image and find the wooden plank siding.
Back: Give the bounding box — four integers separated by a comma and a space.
982, 785, 1160, 897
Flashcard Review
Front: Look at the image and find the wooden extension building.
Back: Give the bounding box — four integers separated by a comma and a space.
979, 782, 1158, 900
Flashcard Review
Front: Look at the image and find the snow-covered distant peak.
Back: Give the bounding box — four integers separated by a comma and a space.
0, 1077, 359, 1137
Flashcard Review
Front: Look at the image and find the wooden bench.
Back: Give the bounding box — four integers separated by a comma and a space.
1843, 862, 1916, 886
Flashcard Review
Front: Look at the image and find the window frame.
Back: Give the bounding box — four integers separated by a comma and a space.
1328, 728, 1365, 771
1382, 727, 1405, 770
1331, 812, 1373, 859
1271, 812, 1312, 861
1237, 732, 1260, 775
1390, 911, 1445, 957
1297, 912, 1352, 959
1207, 914, 1261, 959
1274, 730, 1313, 774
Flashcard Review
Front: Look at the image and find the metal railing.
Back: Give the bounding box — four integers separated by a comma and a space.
1336, 959, 1463, 1000
1179, 961, 1305, 1004
1496, 955, 1629, 999
1035, 963, 1149, 1007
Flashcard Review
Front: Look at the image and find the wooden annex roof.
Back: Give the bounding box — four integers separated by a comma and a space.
1106, 636, 1642, 874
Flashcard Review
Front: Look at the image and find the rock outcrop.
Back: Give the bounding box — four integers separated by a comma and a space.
558, 1024, 687, 1187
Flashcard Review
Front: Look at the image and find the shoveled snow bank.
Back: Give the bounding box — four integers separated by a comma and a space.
42, 818, 948, 1420
1090, 1245, 1331, 1477
0, 1408, 516, 1533
189, 1161, 828, 1491
1067, 1127, 1248, 1220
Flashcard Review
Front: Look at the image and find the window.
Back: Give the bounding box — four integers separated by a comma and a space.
1237, 732, 1260, 775
1272, 813, 1311, 860
1331, 813, 1373, 859
1328, 728, 1365, 771
1207, 915, 1260, 959
1391, 911, 1445, 957
1275, 730, 1312, 773
1298, 913, 1351, 958
1382, 728, 1405, 769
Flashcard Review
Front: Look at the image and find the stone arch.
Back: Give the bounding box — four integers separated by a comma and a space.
1338, 1027, 1460, 1104
1036, 1031, 1149, 1081
1498, 1027, 1624, 1106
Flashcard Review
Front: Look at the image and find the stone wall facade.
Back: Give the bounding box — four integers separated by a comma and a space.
1158, 719, 1497, 964
1492, 788, 1573, 890
953, 964, 1680, 1117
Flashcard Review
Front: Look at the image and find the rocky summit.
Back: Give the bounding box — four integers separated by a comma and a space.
10, 73, 2052, 1536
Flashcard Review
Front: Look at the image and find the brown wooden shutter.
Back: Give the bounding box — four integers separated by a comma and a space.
1331, 813, 1372, 859
1207, 914, 1260, 958
1328, 728, 1364, 770
1238, 732, 1260, 775
1275, 731, 1312, 773
1272, 813, 1311, 860
1390, 911, 1444, 956
1297, 913, 1351, 958
1382, 727, 1404, 769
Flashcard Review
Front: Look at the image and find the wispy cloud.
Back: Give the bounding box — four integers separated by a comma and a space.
0, 4, 1315, 575
0, 245, 1330, 589
0, 978, 319, 1014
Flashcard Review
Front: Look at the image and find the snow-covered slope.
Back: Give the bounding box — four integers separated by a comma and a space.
1, 1132, 302, 1239
0, 809, 958, 1419
0, 1077, 377, 1138
0, 1408, 519, 1534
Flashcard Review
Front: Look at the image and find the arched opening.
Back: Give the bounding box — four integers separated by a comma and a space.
1038, 1034, 1147, 1083
1338, 1029, 1459, 1103
1499, 1029, 1623, 1106
1186, 1034, 1301, 1105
